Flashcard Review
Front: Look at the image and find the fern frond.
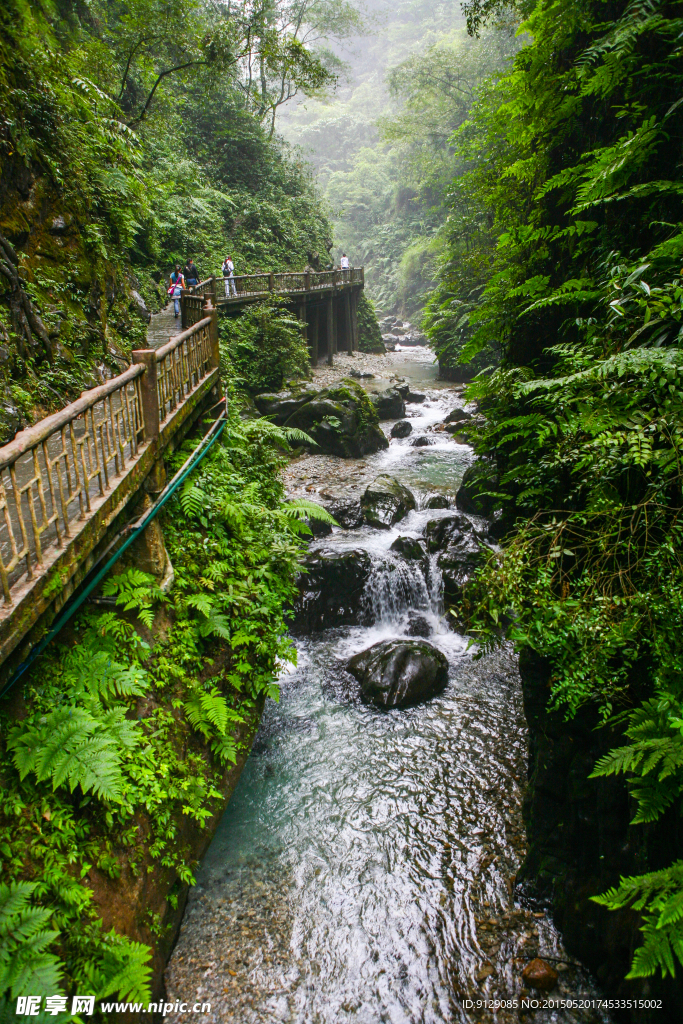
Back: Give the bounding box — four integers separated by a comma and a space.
280, 498, 338, 524
80, 931, 152, 1003
281, 426, 318, 446
179, 480, 208, 517
7, 707, 130, 802
0, 882, 62, 998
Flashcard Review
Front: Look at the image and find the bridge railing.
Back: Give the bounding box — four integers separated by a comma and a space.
212, 266, 364, 302
0, 366, 146, 603
156, 317, 213, 425
0, 311, 218, 609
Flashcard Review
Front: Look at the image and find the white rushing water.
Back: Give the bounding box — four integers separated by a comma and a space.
165, 350, 610, 1024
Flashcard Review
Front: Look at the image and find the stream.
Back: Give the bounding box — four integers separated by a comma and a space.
165, 350, 610, 1024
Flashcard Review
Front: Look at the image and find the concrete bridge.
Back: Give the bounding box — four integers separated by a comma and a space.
0, 265, 366, 677
184, 268, 364, 365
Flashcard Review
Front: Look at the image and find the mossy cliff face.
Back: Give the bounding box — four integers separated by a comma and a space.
0, 155, 165, 443
517, 649, 683, 1021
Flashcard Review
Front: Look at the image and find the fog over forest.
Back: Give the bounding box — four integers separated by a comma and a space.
279, 0, 518, 318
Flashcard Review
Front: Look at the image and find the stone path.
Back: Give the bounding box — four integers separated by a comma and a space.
146, 301, 182, 350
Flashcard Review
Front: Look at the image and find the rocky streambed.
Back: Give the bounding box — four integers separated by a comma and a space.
165, 349, 611, 1023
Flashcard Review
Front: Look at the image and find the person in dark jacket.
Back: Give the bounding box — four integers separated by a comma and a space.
184, 258, 199, 288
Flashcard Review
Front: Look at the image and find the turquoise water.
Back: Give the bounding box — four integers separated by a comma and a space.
166, 356, 609, 1024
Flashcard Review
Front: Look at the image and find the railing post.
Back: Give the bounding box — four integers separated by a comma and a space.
204, 299, 220, 370
180, 289, 188, 330
305, 272, 311, 291
132, 350, 159, 442
210, 275, 217, 305
268, 273, 275, 291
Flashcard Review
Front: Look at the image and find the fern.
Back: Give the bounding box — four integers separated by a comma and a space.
101, 567, 164, 629
61, 646, 148, 703
593, 862, 683, 977
590, 696, 683, 823
179, 480, 208, 517
0, 882, 62, 1000
7, 706, 137, 802
183, 686, 243, 764
78, 931, 152, 1003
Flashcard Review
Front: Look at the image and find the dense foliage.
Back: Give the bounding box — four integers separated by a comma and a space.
281, 0, 520, 317
0, 0, 335, 437
438, 0, 683, 980
0, 395, 333, 1016
221, 297, 310, 393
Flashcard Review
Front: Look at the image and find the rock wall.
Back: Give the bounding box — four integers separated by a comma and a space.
517, 649, 683, 1022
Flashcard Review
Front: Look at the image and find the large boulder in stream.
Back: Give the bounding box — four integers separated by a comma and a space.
361, 475, 416, 529
390, 419, 412, 439
283, 380, 388, 458
254, 388, 318, 424
424, 513, 488, 605
347, 638, 449, 708
291, 548, 371, 633
370, 387, 406, 420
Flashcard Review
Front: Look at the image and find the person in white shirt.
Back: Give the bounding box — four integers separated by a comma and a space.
222, 256, 236, 297
340, 253, 350, 270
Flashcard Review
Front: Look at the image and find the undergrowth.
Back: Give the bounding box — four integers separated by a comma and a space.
0, 399, 333, 1019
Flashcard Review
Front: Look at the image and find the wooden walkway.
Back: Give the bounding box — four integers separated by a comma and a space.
147, 302, 183, 350
0, 264, 366, 673
185, 268, 364, 365
0, 307, 220, 673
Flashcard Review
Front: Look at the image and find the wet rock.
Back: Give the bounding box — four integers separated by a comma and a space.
361, 475, 416, 529
393, 382, 410, 398
370, 387, 405, 420
425, 495, 449, 509
349, 370, 374, 379
325, 499, 364, 530
284, 381, 388, 458
406, 390, 426, 403
411, 436, 433, 447
425, 513, 486, 605
253, 388, 317, 425
347, 638, 449, 708
445, 407, 472, 423
390, 419, 412, 439
129, 289, 151, 323
521, 958, 558, 992
455, 462, 498, 517
306, 517, 333, 538
390, 536, 427, 561
405, 614, 432, 638
291, 548, 372, 633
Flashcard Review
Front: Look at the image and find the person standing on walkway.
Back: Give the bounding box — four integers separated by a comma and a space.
222, 256, 236, 297
184, 257, 199, 289
168, 264, 185, 319
340, 252, 350, 282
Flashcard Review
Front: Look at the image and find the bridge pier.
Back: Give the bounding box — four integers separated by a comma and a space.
309, 307, 319, 366
326, 295, 335, 366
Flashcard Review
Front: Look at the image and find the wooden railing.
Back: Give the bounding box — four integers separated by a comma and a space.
204, 267, 363, 303
0, 312, 217, 610
156, 318, 213, 425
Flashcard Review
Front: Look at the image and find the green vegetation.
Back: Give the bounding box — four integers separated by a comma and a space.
434, 0, 683, 982
221, 297, 310, 393
281, 0, 519, 317
356, 292, 384, 353
0, 0, 338, 438
0, 392, 333, 1015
